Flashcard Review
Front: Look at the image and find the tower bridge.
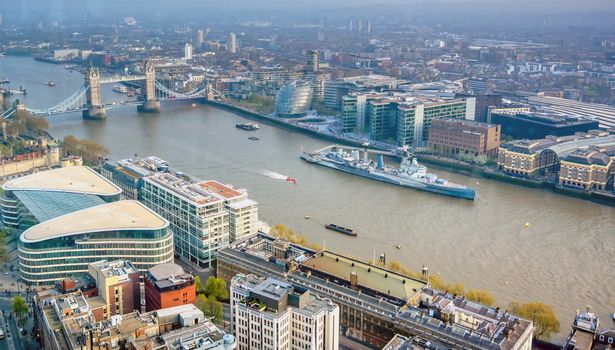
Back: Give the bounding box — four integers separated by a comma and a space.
22, 60, 218, 119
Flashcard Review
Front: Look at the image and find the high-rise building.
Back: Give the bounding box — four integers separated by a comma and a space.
228, 32, 237, 53
367, 19, 372, 34
306, 49, 319, 73
357, 19, 363, 32
144, 263, 196, 312
230, 274, 339, 350
348, 19, 353, 32
184, 43, 193, 60
195, 29, 205, 48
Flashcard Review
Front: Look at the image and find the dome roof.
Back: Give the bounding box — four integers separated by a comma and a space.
275, 80, 312, 118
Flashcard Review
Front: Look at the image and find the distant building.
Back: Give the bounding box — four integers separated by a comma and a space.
195, 29, 205, 48
230, 274, 339, 350
144, 263, 196, 312
306, 49, 319, 73
528, 95, 615, 129
490, 112, 599, 139
18, 201, 174, 285
184, 43, 193, 60
275, 80, 313, 118
228, 32, 237, 53
428, 118, 501, 157
88, 260, 141, 318
323, 75, 406, 110
558, 145, 615, 191
457, 93, 503, 123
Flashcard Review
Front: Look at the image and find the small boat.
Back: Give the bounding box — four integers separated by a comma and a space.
191, 103, 197, 107
0, 78, 9, 84
47, 81, 56, 87
325, 224, 357, 236
396, 245, 402, 249
236, 122, 260, 131
112, 85, 128, 94
248, 136, 260, 141
286, 176, 297, 184
304, 215, 311, 220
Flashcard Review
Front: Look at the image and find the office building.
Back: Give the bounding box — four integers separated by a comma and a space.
497, 131, 615, 180
88, 260, 141, 318
144, 263, 196, 312
230, 274, 339, 350
456, 93, 503, 123
562, 308, 615, 350
491, 112, 599, 139
103, 156, 259, 251
184, 43, 193, 60
1, 166, 121, 230
219, 232, 533, 349
18, 200, 174, 285
382, 334, 449, 350
228, 32, 237, 53
34, 292, 237, 350
558, 145, 615, 191
306, 49, 319, 73
528, 95, 615, 129
428, 118, 501, 157
324, 75, 406, 110
275, 80, 313, 118
141, 173, 228, 269
195, 29, 205, 48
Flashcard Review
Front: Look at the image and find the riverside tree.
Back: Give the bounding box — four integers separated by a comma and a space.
509, 301, 560, 340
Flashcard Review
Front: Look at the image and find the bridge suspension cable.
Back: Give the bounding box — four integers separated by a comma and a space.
154, 80, 209, 99
27, 85, 89, 116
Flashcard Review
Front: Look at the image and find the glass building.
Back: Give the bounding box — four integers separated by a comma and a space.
18, 200, 174, 285
275, 80, 313, 118
1, 166, 122, 231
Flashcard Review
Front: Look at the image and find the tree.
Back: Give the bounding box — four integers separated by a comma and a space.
194, 276, 205, 294
202, 295, 223, 322
465, 289, 495, 306
12, 296, 28, 327
444, 283, 465, 296
195, 294, 208, 312
509, 302, 560, 340
62, 135, 109, 165
204, 276, 229, 301
0, 235, 8, 263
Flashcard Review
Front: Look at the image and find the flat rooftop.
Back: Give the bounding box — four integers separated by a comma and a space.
303, 251, 426, 301
2, 166, 122, 196
90, 260, 139, 278
145, 173, 224, 206
21, 200, 168, 243
198, 180, 242, 200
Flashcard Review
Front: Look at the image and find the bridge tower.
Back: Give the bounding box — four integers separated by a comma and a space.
83, 65, 107, 120
137, 60, 160, 113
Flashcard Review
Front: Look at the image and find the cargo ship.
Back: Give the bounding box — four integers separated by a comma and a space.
301, 147, 476, 200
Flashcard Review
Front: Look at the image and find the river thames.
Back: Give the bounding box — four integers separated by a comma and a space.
1, 56, 614, 341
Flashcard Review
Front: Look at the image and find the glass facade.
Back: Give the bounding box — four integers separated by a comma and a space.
141, 180, 229, 269
19, 228, 174, 285
275, 80, 313, 118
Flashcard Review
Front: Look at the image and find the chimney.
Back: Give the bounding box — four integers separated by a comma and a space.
350, 271, 358, 290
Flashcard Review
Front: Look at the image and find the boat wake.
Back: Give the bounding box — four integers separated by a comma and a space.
260, 170, 289, 180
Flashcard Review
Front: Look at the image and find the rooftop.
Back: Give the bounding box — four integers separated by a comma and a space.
147, 263, 193, 290
21, 200, 168, 243
144, 173, 224, 206
2, 166, 121, 196
198, 180, 243, 200
89, 260, 139, 279
302, 251, 426, 302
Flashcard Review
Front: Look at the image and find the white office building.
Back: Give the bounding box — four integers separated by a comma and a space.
231, 274, 339, 350
184, 43, 193, 60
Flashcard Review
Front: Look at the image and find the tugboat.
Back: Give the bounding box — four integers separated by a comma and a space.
236, 122, 260, 131
286, 176, 297, 184
325, 224, 357, 236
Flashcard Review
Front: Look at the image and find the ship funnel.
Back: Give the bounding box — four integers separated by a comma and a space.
377, 155, 384, 169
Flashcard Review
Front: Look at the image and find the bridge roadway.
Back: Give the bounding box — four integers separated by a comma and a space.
98, 75, 146, 84
218, 246, 502, 350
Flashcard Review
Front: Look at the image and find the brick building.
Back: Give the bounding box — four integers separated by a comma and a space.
88, 260, 141, 319
144, 263, 196, 312
428, 118, 501, 157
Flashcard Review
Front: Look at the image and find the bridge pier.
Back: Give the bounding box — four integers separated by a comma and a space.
137, 100, 160, 113
82, 107, 107, 120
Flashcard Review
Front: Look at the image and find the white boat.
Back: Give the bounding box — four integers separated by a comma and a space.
112, 85, 128, 94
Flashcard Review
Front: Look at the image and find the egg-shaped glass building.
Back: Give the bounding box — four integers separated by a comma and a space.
275, 80, 312, 118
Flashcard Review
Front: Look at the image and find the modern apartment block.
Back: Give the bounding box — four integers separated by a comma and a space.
428, 118, 501, 157
144, 262, 196, 312
324, 75, 405, 109
19, 200, 174, 285
230, 274, 339, 350
102, 156, 259, 268
218, 232, 534, 350
34, 290, 237, 350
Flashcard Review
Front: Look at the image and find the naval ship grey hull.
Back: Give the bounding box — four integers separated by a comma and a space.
301, 153, 476, 200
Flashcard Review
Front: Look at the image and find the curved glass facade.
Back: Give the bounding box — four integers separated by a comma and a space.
275, 80, 313, 118
19, 228, 174, 285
